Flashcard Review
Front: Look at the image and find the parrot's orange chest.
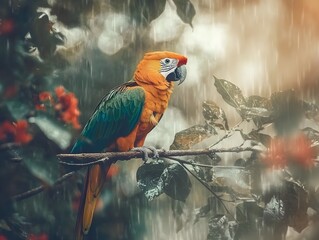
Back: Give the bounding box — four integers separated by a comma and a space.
136, 84, 173, 138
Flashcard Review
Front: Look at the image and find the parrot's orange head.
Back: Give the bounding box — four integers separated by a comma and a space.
134, 51, 188, 89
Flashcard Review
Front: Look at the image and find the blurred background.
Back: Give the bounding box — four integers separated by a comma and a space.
1, 0, 319, 239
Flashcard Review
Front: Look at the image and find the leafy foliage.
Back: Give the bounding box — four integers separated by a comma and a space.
0, 0, 197, 238
110, 0, 195, 27
136, 162, 191, 201
2, 0, 318, 239
161, 77, 319, 239
214, 76, 247, 109
173, 0, 196, 27
0, 0, 83, 238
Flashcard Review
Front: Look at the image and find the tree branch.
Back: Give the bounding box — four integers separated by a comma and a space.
11, 172, 75, 201
12, 147, 259, 201
57, 147, 258, 167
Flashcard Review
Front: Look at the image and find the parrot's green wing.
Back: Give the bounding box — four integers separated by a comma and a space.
71, 83, 145, 153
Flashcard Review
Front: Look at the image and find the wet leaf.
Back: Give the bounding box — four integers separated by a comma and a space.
5, 100, 32, 120
302, 101, 319, 121
281, 177, 310, 232
111, 0, 166, 26
240, 105, 272, 118
213, 76, 246, 109
136, 161, 166, 201
241, 95, 273, 126
29, 13, 57, 58
0, 214, 28, 239
170, 124, 215, 150
194, 196, 226, 224
171, 200, 185, 232
136, 162, 191, 201
302, 127, 319, 147
23, 150, 59, 186
236, 200, 264, 223
210, 166, 251, 196
173, 0, 196, 27
247, 130, 272, 147
207, 215, 234, 240
51, 0, 93, 27
162, 163, 191, 201
202, 101, 229, 130
263, 196, 285, 223
29, 113, 72, 150
193, 154, 221, 181
246, 95, 272, 109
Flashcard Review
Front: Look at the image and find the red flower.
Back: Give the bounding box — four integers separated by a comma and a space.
0, 121, 15, 141
36, 91, 53, 111
0, 235, 8, 240
39, 91, 52, 102
0, 19, 14, 35
14, 120, 33, 144
35, 86, 81, 129
263, 133, 314, 169
0, 120, 33, 144
54, 86, 81, 129
28, 233, 48, 240
55, 86, 65, 98
289, 134, 314, 168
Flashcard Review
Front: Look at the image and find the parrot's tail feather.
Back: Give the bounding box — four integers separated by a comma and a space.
75, 163, 110, 240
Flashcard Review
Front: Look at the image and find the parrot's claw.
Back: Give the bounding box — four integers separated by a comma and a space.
145, 146, 160, 159
131, 146, 159, 161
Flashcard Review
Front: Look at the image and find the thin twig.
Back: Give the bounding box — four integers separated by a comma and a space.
166, 156, 236, 203
208, 120, 244, 149
11, 172, 75, 201
178, 162, 235, 219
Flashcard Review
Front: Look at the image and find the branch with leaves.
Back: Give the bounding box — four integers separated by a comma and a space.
10, 147, 256, 201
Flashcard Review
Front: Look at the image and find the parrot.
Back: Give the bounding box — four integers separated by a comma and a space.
72, 51, 187, 239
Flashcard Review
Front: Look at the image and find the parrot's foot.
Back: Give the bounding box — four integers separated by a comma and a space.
131, 146, 159, 161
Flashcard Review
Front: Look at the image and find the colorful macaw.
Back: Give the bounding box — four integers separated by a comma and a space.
72, 51, 187, 239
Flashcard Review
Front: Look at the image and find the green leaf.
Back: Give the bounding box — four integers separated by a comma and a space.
302, 127, 319, 154
50, 0, 93, 27
170, 124, 215, 150
22, 147, 59, 185
213, 76, 246, 109
209, 166, 251, 196
162, 163, 191, 201
29, 113, 72, 150
5, 100, 32, 120
136, 161, 166, 201
173, 0, 196, 27
247, 130, 272, 147
302, 101, 319, 121
111, 0, 166, 26
242, 95, 273, 127
136, 162, 191, 202
202, 101, 229, 130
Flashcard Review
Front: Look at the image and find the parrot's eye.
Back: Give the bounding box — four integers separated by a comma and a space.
164, 58, 171, 64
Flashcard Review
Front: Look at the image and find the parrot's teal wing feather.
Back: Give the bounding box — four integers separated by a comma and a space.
71, 83, 145, 153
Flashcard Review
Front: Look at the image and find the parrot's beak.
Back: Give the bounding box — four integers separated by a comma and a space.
176, 57, 187, 85
175, 65, 187, 85
165, 57, 187, 84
